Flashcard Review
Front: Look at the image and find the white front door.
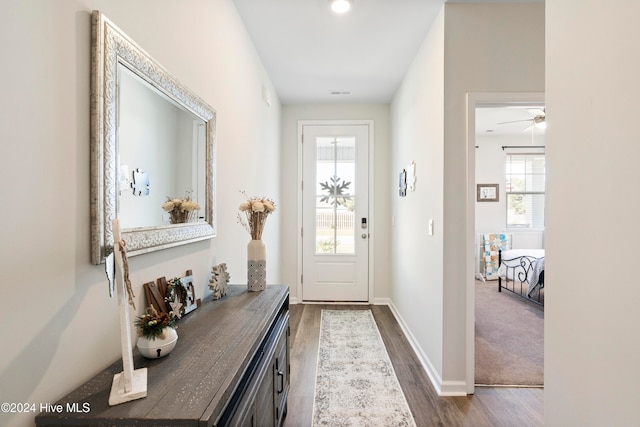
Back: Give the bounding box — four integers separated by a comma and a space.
301, 124, 370, 302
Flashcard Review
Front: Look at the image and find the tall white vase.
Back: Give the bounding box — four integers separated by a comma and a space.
247, 239, 266, 291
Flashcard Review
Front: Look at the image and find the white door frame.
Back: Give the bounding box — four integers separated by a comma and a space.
297, 119, 375, 303
465, 92, 545, 393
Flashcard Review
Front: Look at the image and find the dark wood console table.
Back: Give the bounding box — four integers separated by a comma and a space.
35, 285, 289, 427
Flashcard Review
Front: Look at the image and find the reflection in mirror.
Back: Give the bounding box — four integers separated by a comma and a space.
91, 11, 216, 264
117, 65, 206, 229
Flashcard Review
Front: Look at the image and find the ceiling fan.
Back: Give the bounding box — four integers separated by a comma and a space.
498, 108, 546, 131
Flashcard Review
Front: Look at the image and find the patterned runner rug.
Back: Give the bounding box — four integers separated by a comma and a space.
312, 310, 416, 426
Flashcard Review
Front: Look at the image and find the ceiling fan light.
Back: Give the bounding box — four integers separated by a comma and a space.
331, 0, 352, 14
533, 115, 546, 129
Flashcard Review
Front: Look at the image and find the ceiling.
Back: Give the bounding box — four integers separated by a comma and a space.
476, 106, 546, 137
232, 0, 543, 105
232, 0, 441, 104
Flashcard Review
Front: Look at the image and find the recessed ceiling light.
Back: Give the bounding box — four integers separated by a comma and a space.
330, 0, 352, 14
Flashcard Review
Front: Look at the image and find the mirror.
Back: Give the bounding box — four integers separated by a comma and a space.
117, 65, 207, 228
91, 11, 216, 264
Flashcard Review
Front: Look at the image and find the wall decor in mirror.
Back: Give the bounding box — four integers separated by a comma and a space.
91, 11, 216, 264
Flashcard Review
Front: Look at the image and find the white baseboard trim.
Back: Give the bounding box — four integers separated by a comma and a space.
289, 297, 390, 306
289, 295, 468, 396
439, 381, 468, 397
387, 301, 468, 397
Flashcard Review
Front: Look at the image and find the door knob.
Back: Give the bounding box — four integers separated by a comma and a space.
361, 233, 368, 239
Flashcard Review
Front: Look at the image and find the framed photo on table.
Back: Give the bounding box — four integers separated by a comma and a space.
181, 274, 199, 315
477, 184, 499, 202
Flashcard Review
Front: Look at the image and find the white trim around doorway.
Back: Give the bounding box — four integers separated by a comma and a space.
465, 92, 545, 394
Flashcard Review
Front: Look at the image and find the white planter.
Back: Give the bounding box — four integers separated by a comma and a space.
247, 239, 266, 292
136, 327, 178, 359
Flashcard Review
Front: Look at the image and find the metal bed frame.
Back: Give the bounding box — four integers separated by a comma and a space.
498, 249, 544, 306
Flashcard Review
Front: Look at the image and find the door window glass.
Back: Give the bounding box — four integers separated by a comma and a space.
314, 137, 356, 254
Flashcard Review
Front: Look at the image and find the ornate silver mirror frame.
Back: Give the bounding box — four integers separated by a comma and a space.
90, 11, 216, 264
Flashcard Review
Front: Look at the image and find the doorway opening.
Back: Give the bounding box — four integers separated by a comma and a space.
465, 93, 545, 393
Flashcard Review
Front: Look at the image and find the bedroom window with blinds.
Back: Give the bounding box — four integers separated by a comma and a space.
505, 153, 545, 229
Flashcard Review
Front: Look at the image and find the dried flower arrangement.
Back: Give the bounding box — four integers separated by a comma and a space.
162, 192, 201, 224
237, 191, 276, 240
134, 306, 176, 340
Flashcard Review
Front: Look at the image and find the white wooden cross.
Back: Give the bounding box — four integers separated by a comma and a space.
108, 219, 147, 405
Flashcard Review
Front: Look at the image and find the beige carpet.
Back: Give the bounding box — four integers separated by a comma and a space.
475, 280, 544, 386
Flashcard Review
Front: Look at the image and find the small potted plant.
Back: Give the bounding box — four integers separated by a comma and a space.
134, 306, 178, 358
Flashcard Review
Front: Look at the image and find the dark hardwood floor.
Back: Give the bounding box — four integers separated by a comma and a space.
284, 304, 543, 427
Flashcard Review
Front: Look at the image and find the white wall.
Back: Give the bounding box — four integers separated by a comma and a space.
390, 2, 544, 393
280, 104, 391, 302
475, 134, 511, 234
545, 1, 640, 425
0, 2, 281, 427
390, 7, 446, 386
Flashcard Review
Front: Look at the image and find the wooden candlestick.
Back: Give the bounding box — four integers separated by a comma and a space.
108, 218, 147, 406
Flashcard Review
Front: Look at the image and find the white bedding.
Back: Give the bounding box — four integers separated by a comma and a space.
500, 249, 545, 260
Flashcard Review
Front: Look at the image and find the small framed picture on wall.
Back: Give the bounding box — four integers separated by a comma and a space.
477, 184, 499, 202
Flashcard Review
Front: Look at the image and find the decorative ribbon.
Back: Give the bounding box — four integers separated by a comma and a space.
117, 239, 136, 309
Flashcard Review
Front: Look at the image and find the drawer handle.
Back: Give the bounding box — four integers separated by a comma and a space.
277, 370, 284, 394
